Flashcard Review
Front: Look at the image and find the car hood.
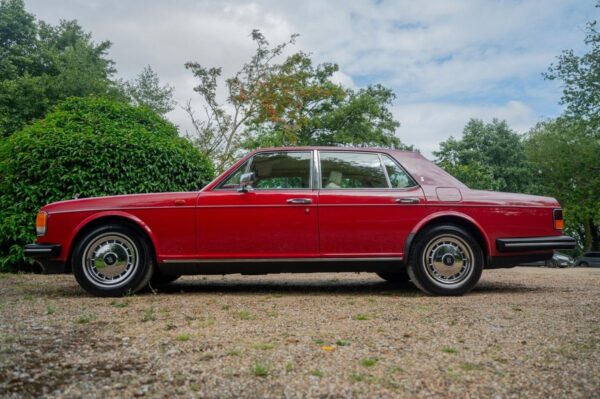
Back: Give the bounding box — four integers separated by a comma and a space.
41, 192, 199, 213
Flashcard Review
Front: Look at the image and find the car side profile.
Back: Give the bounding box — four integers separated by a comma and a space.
25, 147, 576, 296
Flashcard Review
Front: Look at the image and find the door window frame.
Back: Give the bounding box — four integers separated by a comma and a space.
214, 150, 315, 191
316, 150, 419, 191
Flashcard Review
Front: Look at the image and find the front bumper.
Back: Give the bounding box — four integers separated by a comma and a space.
23, 244, 65, 274
496, 236, 576, 252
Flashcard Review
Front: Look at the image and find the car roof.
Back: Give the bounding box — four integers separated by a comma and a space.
250, 146, 415, 155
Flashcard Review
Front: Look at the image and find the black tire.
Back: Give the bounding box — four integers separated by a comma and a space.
72, 223, 155, 297
150, 268, 180, 286
579, 262, 589, 267
377, 269, 410, 284
407, 224, 483, 296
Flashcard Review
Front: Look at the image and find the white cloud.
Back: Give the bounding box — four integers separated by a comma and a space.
394, 101, 538, 158
24, 0, 594, 156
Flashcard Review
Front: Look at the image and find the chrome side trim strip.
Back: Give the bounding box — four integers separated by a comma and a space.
162, 257, 403, 264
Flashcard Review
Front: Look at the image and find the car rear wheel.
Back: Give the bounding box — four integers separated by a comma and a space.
579, 261, 589, 267
407, 224, 483, 296
72, 224, 155, 297
377, 270, 410, 284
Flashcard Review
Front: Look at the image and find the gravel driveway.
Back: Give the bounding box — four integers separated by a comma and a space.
1, 267, 599, 398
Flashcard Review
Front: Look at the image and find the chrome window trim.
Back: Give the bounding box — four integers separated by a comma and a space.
214, 150, 313, 191
317, 150, 397, 190
380, 153, 419, 189
314, 149, 321, 190
378, 153, 392, 188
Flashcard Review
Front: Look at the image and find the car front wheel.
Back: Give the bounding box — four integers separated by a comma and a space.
407, 224, 483, 296
72, 224, 155, 297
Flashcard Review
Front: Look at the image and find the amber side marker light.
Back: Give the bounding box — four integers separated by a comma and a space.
36, 211, 47, 236
553, 209, 564, 230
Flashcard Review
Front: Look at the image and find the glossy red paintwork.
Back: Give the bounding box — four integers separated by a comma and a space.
37, 147, 562, 266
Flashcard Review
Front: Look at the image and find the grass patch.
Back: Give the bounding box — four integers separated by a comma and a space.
75, 313, 95, 324
352, 314, 369, 321
360, 357, 379, 367
285, 362, 294, 372
441, 347, 458, 354
46, 305, 55, 315
313, 339, 325, 345
351, 373, 366, 382
309, 369, 324, 378
111, 300, 128, 308
221, 304, 231, 310
236, 310, 254, 320
253, 361, 270, 377
252, 342, 274, 350
142, 307, 156, 322
336, 339, 350, 346
226, 350, 240, 356
176, 333, 191, 342
460, 362, 482, 372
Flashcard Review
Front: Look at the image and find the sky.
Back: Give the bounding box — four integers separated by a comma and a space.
25, 0, 597, 158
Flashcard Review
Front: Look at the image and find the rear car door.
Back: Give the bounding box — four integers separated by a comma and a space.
196, 150, 318, 258
317, 150, 426, 258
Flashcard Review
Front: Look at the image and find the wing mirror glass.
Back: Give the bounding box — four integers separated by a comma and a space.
238, 172, 256, 192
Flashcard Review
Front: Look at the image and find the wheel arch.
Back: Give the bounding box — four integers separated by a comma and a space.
66, 211, 158, 272
405, 212, 491, 265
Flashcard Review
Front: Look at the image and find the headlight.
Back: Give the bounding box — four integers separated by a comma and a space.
36, 211, 48, 236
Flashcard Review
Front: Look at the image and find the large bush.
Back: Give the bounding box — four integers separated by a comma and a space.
0, 97, 214, 271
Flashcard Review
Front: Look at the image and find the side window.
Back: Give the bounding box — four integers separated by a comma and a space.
217, 160, 250, 189
320, 152, 388, 189
249, 151, 311, 189
382, 155, 417, 189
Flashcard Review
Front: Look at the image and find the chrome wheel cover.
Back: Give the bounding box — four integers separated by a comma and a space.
422, 234, 474, 287
82, 233, 139, 288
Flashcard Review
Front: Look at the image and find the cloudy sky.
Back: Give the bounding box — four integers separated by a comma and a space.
26, 0, 596, 157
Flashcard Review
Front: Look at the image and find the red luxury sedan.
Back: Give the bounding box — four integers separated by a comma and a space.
25, 147, 575, 296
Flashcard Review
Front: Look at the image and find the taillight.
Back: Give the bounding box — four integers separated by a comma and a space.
36, 211, 47, 236
553, 209, 564, 230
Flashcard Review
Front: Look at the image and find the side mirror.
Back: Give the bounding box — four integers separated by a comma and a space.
238, 172, 256, 192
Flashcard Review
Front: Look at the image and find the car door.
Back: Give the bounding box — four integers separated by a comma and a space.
196, 150, 318, 258
317, 150, 426, 258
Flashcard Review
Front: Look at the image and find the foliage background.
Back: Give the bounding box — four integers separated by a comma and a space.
0, 98, 214, 271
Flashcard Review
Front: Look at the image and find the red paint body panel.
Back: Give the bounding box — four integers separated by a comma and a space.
195, 189, 319, 259
35, 147, 564, 268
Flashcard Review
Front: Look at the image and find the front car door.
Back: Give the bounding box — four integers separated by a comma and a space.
196, 150, 318, 259
317, 150, 427, 259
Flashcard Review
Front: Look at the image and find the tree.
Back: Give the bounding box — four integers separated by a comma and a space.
185, 30, 410, 172
525, 117, 600, 250
544, 1, 600, 127
434, 119, 530, 192
124, 65, 175, 116
0, 0, 118, 136
0, 97, 214, 271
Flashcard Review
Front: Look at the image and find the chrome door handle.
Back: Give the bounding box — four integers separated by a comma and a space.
395, 198, 420, 204
287, 198, 312, 204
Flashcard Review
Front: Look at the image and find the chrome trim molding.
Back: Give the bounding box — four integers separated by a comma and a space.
496, 236, 576, 252
162, 257, 403, 264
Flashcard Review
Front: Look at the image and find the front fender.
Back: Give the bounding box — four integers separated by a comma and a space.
64, 211, 159, 262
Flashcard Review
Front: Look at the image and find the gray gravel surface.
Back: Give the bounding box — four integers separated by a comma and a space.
1, 267, 599, 398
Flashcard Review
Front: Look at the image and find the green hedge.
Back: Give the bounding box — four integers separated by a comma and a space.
0, 97, 214, 271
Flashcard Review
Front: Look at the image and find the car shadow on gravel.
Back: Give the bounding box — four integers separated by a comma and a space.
146, 278, 544, 297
